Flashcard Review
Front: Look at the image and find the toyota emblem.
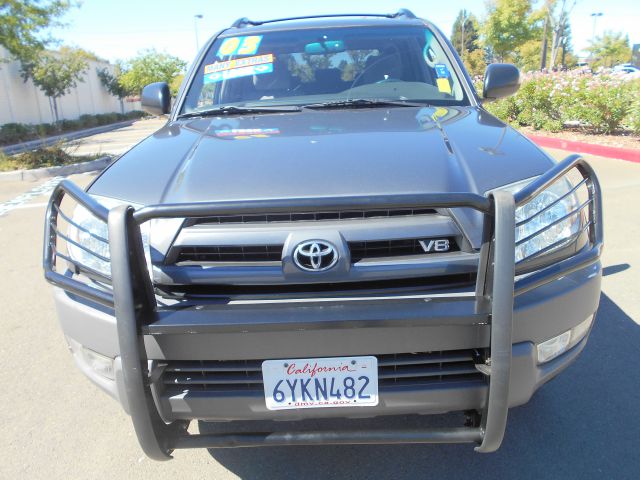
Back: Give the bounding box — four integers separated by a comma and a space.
293, 240, 338, 272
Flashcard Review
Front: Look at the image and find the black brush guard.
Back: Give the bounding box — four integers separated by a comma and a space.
43, 155, 602, 460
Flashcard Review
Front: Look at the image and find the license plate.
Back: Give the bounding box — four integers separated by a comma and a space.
262, 356, 379, 410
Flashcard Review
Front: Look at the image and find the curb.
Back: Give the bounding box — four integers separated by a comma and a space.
1, 120, 135, 155
0, 156, 113, 182
528, 134, 640, 163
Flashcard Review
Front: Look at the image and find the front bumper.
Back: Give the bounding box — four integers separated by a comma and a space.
45, 155, 603, 458
57, 258, 601, 422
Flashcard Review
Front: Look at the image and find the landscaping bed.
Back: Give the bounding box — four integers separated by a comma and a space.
0, 144, 107, 172
483, 69, 640, 136
520, 126, 640, 150
0, 111, 147, 146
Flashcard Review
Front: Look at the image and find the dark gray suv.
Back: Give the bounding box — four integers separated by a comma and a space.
44, 9, 603, 460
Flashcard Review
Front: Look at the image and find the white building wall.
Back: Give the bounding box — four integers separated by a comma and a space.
0, 47, 141, 125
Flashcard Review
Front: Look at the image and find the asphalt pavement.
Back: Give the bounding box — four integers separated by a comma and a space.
0, 123, 638, 479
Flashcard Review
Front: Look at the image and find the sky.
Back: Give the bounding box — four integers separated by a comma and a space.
50, 0, 640, 64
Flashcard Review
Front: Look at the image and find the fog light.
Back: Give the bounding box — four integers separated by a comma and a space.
537, 331, 571, 363
537, 314, 595, 364
81, 347, 115, 380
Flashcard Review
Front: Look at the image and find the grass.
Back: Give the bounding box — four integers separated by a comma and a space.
0, 144, 106, 172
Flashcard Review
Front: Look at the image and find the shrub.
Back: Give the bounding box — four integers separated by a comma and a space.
16, 144, 75, 169
94, 112, 119, 125
486, 69, 639, 134
0, 123, 33, 144
0, 143, 106, 171
59, 119, 82, 131
622, 82, 640, 134
0, 110, 149, 146
514, 78, 564, 131
34, 123, 57, 137
485, 95, 519, 125
562, 75, 630, 134
79, 114, 98, 128
126, 110, 148, 120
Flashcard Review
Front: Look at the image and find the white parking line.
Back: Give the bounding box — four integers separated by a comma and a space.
0, 176, 64, 217
10, 202, 49, 210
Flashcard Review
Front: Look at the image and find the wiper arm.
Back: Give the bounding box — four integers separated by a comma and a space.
178, 105, 302, 118
303, 99, 428, 109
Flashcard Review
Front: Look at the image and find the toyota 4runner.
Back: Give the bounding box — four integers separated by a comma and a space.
44, 10, 603, 459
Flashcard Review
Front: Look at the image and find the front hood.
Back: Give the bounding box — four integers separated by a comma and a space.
90, 106, 555, 246
91, 106, 553, 205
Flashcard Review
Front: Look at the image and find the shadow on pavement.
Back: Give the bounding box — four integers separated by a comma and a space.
602, 263, 630, 276
199, 293, 639, 479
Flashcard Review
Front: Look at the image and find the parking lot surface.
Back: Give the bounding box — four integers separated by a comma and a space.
0, 128, 638, 478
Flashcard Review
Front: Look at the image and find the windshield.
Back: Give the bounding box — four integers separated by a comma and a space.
180, 25, 470, 114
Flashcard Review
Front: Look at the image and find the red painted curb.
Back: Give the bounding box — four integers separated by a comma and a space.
527, 134, 640, 163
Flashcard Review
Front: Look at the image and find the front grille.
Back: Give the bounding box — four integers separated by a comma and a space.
171, 237, 460, 265
160, 350, 484, 395
174, 245, 283, 263
183, 208, 437, 226
349, 237, 459, 262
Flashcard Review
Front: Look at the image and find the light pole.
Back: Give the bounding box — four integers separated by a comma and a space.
194, 14, 203, 52
460, 9, 467, 59
590, 12, 603, 45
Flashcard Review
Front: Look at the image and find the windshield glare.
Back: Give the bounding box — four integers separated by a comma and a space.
180, 26, 469, 114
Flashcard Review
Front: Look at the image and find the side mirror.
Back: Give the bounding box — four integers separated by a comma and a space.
141, 82, 171, 116
482, 64, 520, 102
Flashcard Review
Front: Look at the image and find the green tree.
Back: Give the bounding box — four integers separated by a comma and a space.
170, 73, 184, 97
25, 47, 88, 123
516, 39, 548, 72
0, 0, 72, 66
464, 49, 488, 77
119, 49, 186, 95
483, 0, 537, 62
589, 31, 632, 68
97, 65, 135, 114
451, 10, 480, 56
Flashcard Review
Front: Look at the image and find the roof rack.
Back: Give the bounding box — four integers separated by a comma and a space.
230, 9, 417, 29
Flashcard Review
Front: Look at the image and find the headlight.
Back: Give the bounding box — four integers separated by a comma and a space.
67, 196, 149, 278
493, 176, 584, 263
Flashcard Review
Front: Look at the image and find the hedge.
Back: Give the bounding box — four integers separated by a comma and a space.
0, 110, 148, 146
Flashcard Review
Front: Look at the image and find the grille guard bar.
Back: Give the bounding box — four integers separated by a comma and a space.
42, 154, 602, 459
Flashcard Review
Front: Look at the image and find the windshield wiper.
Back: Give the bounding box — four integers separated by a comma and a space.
303, 99, 429, 109
178, 105, 302, 118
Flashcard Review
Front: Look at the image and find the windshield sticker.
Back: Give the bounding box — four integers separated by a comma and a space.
434, 64, 450, 78
436, 78, 452, 95
434, 64, 452, 94
205, 54, 273, 74
217, 35, 263, 57
204, 62, 273, 84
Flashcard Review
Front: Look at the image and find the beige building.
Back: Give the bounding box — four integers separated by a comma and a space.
0, 47, 140, 125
